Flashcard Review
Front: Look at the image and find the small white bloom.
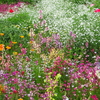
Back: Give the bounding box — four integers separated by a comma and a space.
95, 70, 100, 79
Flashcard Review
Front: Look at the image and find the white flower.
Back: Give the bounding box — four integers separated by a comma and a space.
95, 70, 100, 79
66, 97, 69, 100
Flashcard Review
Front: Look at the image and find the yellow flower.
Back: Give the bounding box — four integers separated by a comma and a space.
6, 46, 11, 49
0, 44, 4, 51
0, 33, 4, 36
0, 84, 4, 92
31, 49, 34, 51
20, 36, 24, 38
29, 41, 33, 44
15, 25, 20, 28
55, 73, 61, 80
18, 98, 23, 100
12, 42, 17, 44
13, 52, 18, 55
49, 48, 64, 60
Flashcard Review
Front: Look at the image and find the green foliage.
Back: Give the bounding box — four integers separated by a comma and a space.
0, 0, 41, 4
0, 12, 32, 43
6, 12, 30, 24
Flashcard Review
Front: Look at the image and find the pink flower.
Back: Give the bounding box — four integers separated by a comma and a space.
39, 10, 43, 14
85, 42, 88, 48
34, 24, 38, 28
44, 27, 49, 31
66, 88, 70, 91
12, 71, 19, 76
90, 4, 94, 7
94, 9, 100, 12
91, 95, 98, 100
21, 48, 27, 54
70, 32, 76, 38
39, 14, 43, 19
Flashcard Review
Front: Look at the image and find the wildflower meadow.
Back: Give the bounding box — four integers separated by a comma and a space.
0, 0, 100, 100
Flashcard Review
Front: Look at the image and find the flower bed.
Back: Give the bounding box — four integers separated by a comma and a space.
0, 0, 100, 100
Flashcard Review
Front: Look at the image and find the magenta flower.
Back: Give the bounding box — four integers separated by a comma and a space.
12, 71, 19, 76
94, 9, 100, 12
91, 95, 98, 100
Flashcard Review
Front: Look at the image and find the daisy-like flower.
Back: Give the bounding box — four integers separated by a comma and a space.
20, 36, 24, 38
13, 52, 18, 55
12, 42, 17, 44
30, 49, 35, 51
0, 33, 4, 36
18, 98, 23, 100
6, 46, 11, 49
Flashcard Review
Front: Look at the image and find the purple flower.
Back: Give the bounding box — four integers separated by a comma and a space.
3, 73, 9, 78
41, 38, 47, 44
52, 34, 60, 40
70, 32, 76, 38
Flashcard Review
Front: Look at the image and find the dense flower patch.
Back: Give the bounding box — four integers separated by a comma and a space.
0, 0, 100, 100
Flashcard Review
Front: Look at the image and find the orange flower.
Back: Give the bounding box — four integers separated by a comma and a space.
0, 44, 4, 51
18, 98, 23, 100
0, 84, 4, 92
0, 33, 4, 36
0, 56, 2, 60
6, 46, 11, 49
20, 36, 24, 38
12, 42, 17, 44
30, 49, 34, 51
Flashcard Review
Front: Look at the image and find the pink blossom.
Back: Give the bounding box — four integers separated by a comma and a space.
94, 9, 100, 12
34, 24, 38, 28
85, 42, 88, 48
21, 48, 27, 54
91, 95, 98, 100
39, 14, 43, 19
90, 4, 94, 7
39, 10, 43, 14
44, 27, 49, 31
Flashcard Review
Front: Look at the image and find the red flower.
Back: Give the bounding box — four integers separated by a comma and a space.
13, 90, 18, 94
9, 9, 14, 13
21, 71, 25, 75
94, 9, 100, 12
1, 89, 6, 93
